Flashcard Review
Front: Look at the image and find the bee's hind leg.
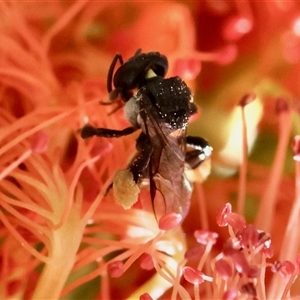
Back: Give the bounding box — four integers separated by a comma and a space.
113, 132, 153, 209
185, 136, 212, 183
185, 136, 212, 168
128, 133, 153, 182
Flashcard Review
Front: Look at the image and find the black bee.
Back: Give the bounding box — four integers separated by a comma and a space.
81, 51, 212, 221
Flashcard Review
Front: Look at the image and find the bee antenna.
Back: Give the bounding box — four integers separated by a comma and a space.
134, 48, 142, 56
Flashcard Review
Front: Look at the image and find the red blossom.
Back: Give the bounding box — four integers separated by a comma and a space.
1, 1, 300, 299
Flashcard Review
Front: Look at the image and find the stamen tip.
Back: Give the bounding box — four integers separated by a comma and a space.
158, 213, 182, 230
183, 266, 204, 285
292, 135, 300, 161
107, 261, 124, 278
275, 97, 289, 114
238, 93, 256, 107
30, 131, 49, 153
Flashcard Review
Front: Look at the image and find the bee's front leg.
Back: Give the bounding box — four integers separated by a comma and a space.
81, 124, 136, 139
113, 132, 153, 209
185, 136, 212, 182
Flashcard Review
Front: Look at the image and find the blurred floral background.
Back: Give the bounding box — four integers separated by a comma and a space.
1, 1, 300, 299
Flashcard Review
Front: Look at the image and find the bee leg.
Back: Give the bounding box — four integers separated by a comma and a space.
185, 136, 212, 183
185, 136, 212, 169
81, 125, 136, 139
129, 133, 158, 211
113, 133, 153, 210
128, 133, 153, 183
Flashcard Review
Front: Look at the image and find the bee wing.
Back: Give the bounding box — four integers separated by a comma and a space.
139, 97, 188, 219
141, 107, 187, 163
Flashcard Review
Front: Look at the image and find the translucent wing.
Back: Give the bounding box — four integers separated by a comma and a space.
137, 88, 191, 219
